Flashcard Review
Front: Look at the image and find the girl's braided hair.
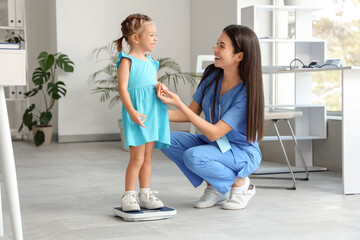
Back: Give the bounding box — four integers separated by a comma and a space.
114, 13, 152, 52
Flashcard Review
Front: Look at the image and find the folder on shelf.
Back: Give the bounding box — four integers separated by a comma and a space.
15, 0, 24, 27
16, 86, 25, 99
7, 86, 17, 99
0, 42, 21, 50
7, 0, 16, 27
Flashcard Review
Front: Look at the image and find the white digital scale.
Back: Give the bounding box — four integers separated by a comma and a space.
113, 206, 176, 222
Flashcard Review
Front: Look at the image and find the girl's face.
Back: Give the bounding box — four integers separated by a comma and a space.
213, 32, 243, 70
137, 21, 157, 52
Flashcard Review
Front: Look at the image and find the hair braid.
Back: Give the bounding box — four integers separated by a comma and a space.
114, 13, 152, 52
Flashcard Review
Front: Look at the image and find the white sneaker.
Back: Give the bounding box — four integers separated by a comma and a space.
222, 184, 256, 210
194, 186, 229, 209
121, 192, 140, 212
139, 191, 164, 209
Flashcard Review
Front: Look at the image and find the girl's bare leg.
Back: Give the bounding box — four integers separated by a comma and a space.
139, 141, 155, 188
125, 144, 146, 191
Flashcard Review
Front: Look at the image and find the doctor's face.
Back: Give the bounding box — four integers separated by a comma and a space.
213, 32, 242, 70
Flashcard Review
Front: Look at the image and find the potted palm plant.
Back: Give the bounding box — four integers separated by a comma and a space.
18, 51, 74, 146
89, 42, 199, 150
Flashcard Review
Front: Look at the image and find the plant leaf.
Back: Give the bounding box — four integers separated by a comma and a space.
38, 52, 55, 72
56, 54, 75, 72
47, 81, 67, 100
34, 130, 45, 147
39, 112, 52, 126
19, 104, 36, 131
32, 67, 50, 86
158, 58, 181, 72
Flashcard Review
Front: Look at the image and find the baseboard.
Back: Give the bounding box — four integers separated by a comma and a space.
58, 133, 121, 143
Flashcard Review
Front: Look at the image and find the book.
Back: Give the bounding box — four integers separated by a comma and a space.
0, 42, 21, 50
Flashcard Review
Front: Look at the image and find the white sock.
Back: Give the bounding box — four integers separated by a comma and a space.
124, 190, 136, 195
140, 188, 150, 194
232, 177, 250, 191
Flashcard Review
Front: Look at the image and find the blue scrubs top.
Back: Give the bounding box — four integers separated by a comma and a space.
192, 70, 262, 167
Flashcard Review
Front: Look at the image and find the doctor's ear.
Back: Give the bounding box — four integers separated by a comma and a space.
235, 52, 244, 62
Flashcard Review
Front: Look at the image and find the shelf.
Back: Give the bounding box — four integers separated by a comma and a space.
248, 5, 322, 11
259, 38, 325, 43
263, 104, 327, 140
262, 136, 325, 141
263, 66, 351, 74
5, 98, 27, 102
253, 161, 327, 174
0, 26, 24, 30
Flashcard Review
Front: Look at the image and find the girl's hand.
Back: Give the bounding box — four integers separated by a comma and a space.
157, 86, 182, 108
129, 111, 147, 128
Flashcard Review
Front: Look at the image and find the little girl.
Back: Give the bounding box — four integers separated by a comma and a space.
114, 13, 170, 211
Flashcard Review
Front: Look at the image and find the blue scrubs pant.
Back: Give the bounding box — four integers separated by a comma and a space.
161, 131, 261, 194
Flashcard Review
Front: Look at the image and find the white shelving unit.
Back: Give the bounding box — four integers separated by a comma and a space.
263, 104, 327, 141
241, 4, 328, 168
241, 5, 325, 66
242, 5, 326, 106
0, 0, 28, 139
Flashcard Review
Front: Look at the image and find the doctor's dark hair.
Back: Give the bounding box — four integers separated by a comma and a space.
198, 25, 264, 142
114, 13, 152, 52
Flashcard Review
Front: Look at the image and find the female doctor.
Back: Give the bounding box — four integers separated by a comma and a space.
157, 25, 264, 210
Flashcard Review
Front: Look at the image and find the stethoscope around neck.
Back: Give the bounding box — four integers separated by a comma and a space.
208, 82, 245, 124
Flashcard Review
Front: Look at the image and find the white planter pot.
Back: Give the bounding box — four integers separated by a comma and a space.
118, 119, 129, 151
32, 125, 53, 146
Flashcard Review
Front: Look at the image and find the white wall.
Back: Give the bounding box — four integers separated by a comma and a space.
189, 0, 272, 72
189, 0, 273, 105
55, 0, 191, 141
23, 0, 275, 142
189, 0, 237, 72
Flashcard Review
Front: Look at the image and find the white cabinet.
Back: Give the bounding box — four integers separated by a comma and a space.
0, 49, 25, 85
0, 0, 28, 138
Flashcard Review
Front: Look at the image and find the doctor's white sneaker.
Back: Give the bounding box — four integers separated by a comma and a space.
222, 184, 256, 210
194, 186, 229, 209
121, 192, 140, 212
139, 191, 164, 209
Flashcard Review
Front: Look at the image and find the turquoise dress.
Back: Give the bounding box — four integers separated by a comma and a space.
116, 52, 170, 149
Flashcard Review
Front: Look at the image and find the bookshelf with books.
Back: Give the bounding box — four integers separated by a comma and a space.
0, 0, 28, 139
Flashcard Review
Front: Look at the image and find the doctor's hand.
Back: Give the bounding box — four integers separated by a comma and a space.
129, 110, 147, 128
157, 85, 182, 108
155, 82, 168, 97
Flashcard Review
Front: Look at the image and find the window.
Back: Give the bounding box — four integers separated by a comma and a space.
312, 0, 360, 112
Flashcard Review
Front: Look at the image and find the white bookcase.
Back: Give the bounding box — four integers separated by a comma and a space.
241, 5, 325, 67
241, 5, 328, 168
0, 0, 28, 139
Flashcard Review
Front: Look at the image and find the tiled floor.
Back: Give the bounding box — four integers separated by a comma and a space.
1, 141, 360, 239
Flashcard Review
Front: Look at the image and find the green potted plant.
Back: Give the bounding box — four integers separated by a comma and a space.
18, 51, 74, 146
89, 42, 200, 149
4, 30, 25, 47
